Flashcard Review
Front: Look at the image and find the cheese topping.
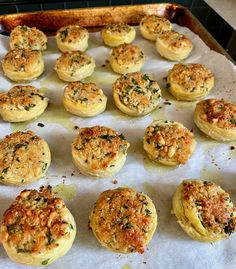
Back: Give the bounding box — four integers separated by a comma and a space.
10, 25, 47, 51
113, 72, 161, 114
167, 63, 214, 93
103, 23, 133, 35
182, 180, 236, 235
72, 126, 129, 171
0, 186, 72, 253
0, 86, 46, 111
89, 188, 156, 253
56, 24, 88, 43
140, 15, 172, 34
200, 99, 236, 129
145, 120, 195, 164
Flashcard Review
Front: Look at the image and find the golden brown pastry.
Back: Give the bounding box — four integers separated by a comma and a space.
155, 30, 193, 61
89, 187, 157, 253
143, 120, 196, 166
56, 24, 89, 52
63, 81, 107, 117
113, 72, 161, 116
0, 186, 76, 266
172, 179, 236, 242
2, 49, 44, 82
110, 43, 146, 74
140, 15, 172, 41
71, 126, 130, 178
101, 23, 136, 47
167, 63, 214, 101
0, 130, 51, 185
54, 50, 95, 82
10, 25, 47, 51
194, 99, 236, 141
0, 85, 48, 122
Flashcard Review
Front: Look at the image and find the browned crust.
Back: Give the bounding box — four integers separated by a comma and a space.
0, 186, 70, 253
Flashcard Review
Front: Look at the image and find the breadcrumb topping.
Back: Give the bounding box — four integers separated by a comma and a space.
145, 120, 195, 164
182, 180, 236, 235
200, 99, 236, 129
0, 186, 72, 253
167, 63, 214, 93
57, 24, 88, 43
113, 72, 161, 114
141, 15, 172, 34
72, 126, 129, 171
103, 23, 133, 34
89, 188, 156, 253
111, 44, 145, 65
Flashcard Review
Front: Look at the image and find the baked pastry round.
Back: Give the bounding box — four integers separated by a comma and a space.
110, 44, 146, 74
194, 99, 236, 141
167, 63, 214, 101
101, 23, 136, 47
54, 51, 95, 82
0, 85, 48, 122
0, 130, 51, 185
172, 179, 236, 242
113, 72, 161, 116
9, 25, 47, 51
63, 81, 107, 117
2, 49, 44, 82
140, 15, 172, 41
143, 120, 196, 166
71, 126, 130, 178
56, 24, 89, 52
155, 30, 193, 61
0, 186, 76, 266
89, 187, 157, 253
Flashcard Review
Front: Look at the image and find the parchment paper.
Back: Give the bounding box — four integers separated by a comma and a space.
0, 24, 235, 269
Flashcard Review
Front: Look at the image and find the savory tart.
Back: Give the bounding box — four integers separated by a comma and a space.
110, 43, 146, 74
63, 81, 107, 117
10, 25, 47, 51
0, 85, 48, 122
167, 63, 214, 101
0, 130, 51, 185
140, 15, 172, 41
143, 120, 196, 166
155, 30, 193, 61
172, 179, 236, 242
54, 50, 95, 82
56, 24, 89, 52
89, 187, 157, 253
71, 126, 130, 178
2, 49, 44, 82
113, 72, 161, 116
101, 23, 136, 47
0, 186, 76, 266
194, 99, 236, 141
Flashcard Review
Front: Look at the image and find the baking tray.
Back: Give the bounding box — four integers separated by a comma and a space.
0, 3, 233, 62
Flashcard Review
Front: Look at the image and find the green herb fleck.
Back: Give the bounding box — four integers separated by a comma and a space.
41, 259, 50, 265
69, 224, 74, 230
166, 83, 171, 89
24, 104, 36, 111
60, 29, 68, 41
42, 163, 48, 173
143, 74, 150, 81
21, 179, 25, 183
145, 208, 152, 216
123, 222, 133, 229
2, 167, 9, 174
119, 134, 126, 140
99, 134, 115, 142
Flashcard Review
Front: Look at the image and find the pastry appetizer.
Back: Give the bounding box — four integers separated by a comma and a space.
172, 179, 236, 242
63, 81, 107, 117
56, 24, 89, 52
10, 25, 47, 51
89, 187, 157, 253
0, 130, 51, 185
113, 72, 161, 116
155, 30, 193, 61
0, 186, 76, 266
167, 63, 214, 101
140, 14, 172, 41
194, 99, 236, 141
110, 43, 145, 74
0, 85, 48, 122
143, 120, 196, 166
2, 49, 44, 82
71, 126, 129, 178
54, 50, 95, 82
101, 23, 136, 47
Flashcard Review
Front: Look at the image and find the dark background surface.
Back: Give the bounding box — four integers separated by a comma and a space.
0, 0, 235, 60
